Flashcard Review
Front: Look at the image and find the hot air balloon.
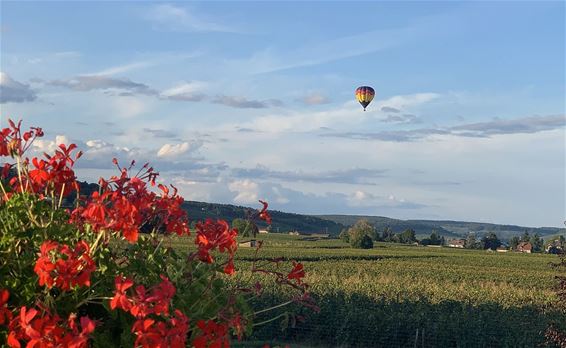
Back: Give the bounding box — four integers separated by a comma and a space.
355, 86, 375, 111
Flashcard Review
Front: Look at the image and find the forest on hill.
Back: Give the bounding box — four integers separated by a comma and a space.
74, 181, 564, 239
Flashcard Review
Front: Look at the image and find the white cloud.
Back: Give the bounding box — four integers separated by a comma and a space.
245, 102, 365, 133
87, 61, 153, 76
0, 72, 37, 103
112, 96, 149, 118
376, 93, 440, 111
160, 82, 207, 101
272, 186, 290, 204
300, 93, 330, 105
238, 92, 440, 133
228, 179, 259, 204
144, 4, 236, 33
33, 135, 70, 153
157, 142, 191, 158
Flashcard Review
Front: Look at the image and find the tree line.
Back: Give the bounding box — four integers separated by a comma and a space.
339, 219, 550, 252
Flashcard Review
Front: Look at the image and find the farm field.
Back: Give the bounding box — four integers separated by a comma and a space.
170, 233, 563, 347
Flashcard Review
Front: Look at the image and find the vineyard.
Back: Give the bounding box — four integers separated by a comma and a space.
171, 233, 562, 347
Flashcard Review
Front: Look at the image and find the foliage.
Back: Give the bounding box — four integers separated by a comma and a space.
204, 234, 559, 347
232, 218, 255, 238
347, 220, 375, 249
0, 119, 315, 347
509, 236, 520, 249
395, 229, 417, 244
420, 230, 443, 246
381, 226, 394, 242
547, 236, 566, 255
319, 214, 565, 240
465, 233, 479, 249
338, 228, 349, 243
481, 232, 501, 250
545, 226, 566, 347
351, 234, 373, 249
531, 233, 544, 253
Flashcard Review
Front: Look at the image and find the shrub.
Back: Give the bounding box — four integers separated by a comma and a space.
347, 220, 375, 249
0, 119, 316, 347
350, 234, 374, 249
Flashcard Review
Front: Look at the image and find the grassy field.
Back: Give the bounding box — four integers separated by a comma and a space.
168, 233, 564, 347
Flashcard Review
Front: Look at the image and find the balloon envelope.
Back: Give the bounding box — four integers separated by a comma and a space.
355, 86, 375, 110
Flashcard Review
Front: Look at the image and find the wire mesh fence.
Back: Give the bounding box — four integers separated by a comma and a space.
235, 299, 561, 348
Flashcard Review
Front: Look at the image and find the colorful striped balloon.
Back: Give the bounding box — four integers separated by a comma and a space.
355, 86, 375, 111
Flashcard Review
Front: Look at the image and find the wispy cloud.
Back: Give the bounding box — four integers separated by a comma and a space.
381, 114, 422, 124
299, 92, 331, 106
231, 165, 386, 185
47, 75, 158, 96
212, 95, 283, 109
144, 4, 237, 33
84, 52, 201, 77
239, 92, 438, 133
322, 128, 448, 142
450, 115, 566, 137
323, 114, 566, 142
381, 106, 401, 113
160, 82, 207, 102
87, 62, 154, 76
143, 128, 177, 139
0, 72, 37, 103
234, 25, 416, 74
348, 190, 428, 210
376, 93, 440, 110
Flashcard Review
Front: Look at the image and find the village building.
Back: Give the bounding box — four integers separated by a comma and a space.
448, 239, 466, 248
238, 240, 258, 247
516, 242, 532, 253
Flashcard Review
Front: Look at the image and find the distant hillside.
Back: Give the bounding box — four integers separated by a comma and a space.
315, 215, 460, 238
316, 215, 565, 240
74, 181, 344, 235
183, 201, 344, 235
74, 181, 564, 240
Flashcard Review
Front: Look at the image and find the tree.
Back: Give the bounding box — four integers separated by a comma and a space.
465, 233, 477, 249
421, 231, 442, 246
546, 236, 565, 254
348, 220, 375, 239
481, 232, 501, 250
530, 233, 544, 253
232, 218, 253, 237
339, 228, 350, 243
521, 230, 531, 243
430, 230, 441, 244
382, 226, 394, 242
350, 234, 374, 249
397, 229, 417, 244
348, 219, 375, 249
509, 236, 520, 250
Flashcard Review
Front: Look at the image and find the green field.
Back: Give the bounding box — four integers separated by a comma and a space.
169, 233, 564, 347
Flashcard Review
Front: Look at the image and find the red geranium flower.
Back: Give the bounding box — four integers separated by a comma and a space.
258, 200, 272, 225
110, 276, 134, 312
287, 262, 305, 284
0, 289, 12, 325
34, 240, 96, 291
192, 320, 230, 348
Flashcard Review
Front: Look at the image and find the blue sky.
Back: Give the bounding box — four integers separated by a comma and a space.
1, 1, 564, 227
